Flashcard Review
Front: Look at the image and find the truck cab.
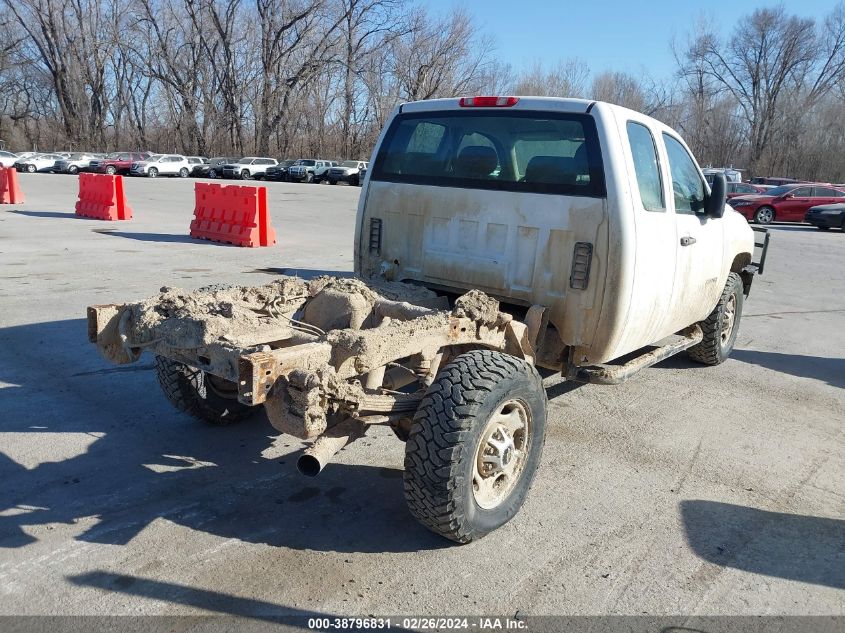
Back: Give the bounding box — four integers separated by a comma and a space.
356, 96, 758, 369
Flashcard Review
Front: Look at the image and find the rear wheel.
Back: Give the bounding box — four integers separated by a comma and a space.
403, 350, 547, 543
753, 206, 775, 224
155, 356, 260, 426
688, 272, 744, 366
179, 167, 189, 178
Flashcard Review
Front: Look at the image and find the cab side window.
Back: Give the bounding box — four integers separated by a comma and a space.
662, 134, 705, 215
626, 121, 664, 211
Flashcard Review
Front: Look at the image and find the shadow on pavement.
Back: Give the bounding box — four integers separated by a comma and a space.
243, 267, 353, 280
68, 572, 414, 628
680, 500, 845, 589
730, 349, 844, 388
0, 318, 446, 554
9, 210, 79, 219
763, 224, 822, 232
96, 231, 234, 245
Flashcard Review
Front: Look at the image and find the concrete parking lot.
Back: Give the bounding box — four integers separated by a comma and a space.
0, 173, 842, 617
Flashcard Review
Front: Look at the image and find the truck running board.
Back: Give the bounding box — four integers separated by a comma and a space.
570, 325, 704, 385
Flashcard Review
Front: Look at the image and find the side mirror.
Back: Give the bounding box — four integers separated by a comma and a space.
705, 172, 726, 219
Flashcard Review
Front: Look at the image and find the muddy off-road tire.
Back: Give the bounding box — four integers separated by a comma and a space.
403, 350, 547, 543
687, 272, 744, 366
155, 355, 259, 425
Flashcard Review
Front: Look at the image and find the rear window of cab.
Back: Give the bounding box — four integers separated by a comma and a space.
371, 110, 606, 197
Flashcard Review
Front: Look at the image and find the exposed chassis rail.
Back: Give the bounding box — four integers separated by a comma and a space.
88, 287, 536, 446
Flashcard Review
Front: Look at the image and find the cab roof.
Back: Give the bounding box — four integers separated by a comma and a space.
399, 96, 595, 114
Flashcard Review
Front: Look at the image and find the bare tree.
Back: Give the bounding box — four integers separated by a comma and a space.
680, 4, 845, 175
510, 59, 589, 98
392, 8, 493, 101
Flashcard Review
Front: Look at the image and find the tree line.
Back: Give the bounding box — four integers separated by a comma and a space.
2, 1, 845, 181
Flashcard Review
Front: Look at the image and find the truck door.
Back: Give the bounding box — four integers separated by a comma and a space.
623, 120, 678, 345
661, 133, 724, 331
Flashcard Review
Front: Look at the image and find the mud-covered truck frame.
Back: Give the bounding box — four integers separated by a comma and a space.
88, 96, 769, 543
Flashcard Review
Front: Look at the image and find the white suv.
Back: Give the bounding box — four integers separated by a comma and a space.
220, 157, 278, 180
0, 150, 19, 168
130, 154, 191, 178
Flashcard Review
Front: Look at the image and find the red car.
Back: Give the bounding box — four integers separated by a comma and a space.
89, 151, 150, 175
729, 183, 845, 224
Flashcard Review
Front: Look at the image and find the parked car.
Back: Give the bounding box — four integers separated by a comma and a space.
288, 159, 335, 183
12, 151, 39, 164
186, 156, 209, 176
0, 150, 18, 168
326, 160, 369, 186
805, 203, 845, 231
129, 154, 191, 178
198, 157, 239, 179
703, 167, 743, 184
313, 160, 339, 183
220, 157, 278, 180
729, 183, 845, 224
725, 182, 767, 201
264, 159, 297, 181
52, 153, 98, 174
90, 152, 151, 175
14, 153, 64, 173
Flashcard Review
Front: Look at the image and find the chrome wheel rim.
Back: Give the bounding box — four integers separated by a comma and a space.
721, 293, 737, 345
472, 399, 531, 510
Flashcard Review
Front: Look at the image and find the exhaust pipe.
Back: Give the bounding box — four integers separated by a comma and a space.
297, 418, 364, 477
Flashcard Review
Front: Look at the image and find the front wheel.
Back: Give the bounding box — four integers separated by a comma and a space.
208, 169, 217, 179
305, 171, 314, 183
68, 165, 79, 175
753, 206, 775, 224
241, 170, 251, 180
327, 179, 337, 185
105, 165, 117, 175
155, 356, 260, 425
148, 167, 158, 178
26, 164, 36, 173
404, 350, 547, 543
179, 167, 189, 178
688, 272, 744, 366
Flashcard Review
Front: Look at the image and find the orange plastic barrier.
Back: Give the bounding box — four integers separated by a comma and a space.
0, 166, 25, 204
75, 173, 133, 220
189, 183, 276, 247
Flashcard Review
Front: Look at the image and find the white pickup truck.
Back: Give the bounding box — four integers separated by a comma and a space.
88, 96, 768, 543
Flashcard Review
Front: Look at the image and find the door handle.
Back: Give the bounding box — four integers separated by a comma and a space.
680, 236, 696, 246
